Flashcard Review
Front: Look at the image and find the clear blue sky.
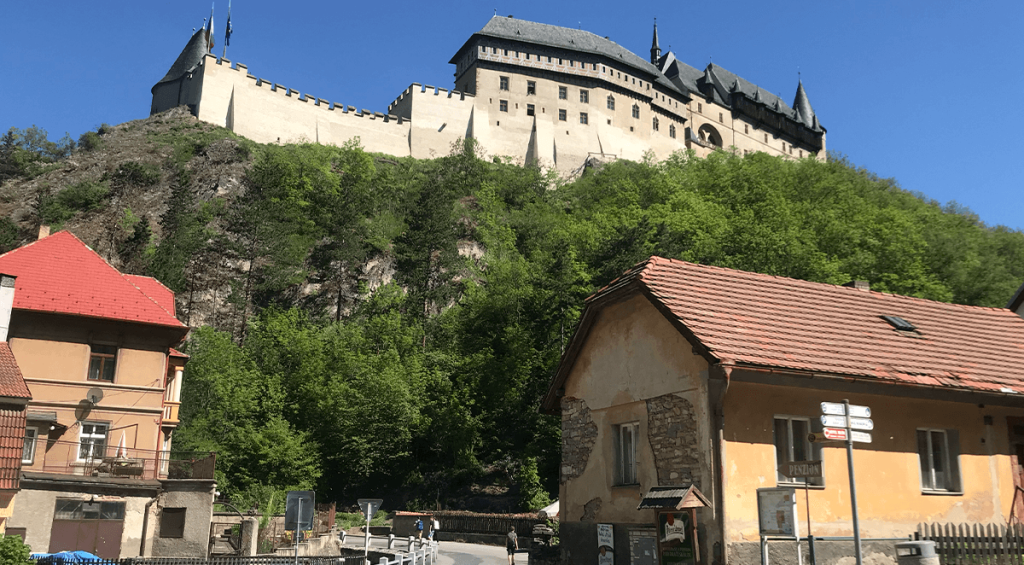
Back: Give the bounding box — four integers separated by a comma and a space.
2, 1, 1021, 229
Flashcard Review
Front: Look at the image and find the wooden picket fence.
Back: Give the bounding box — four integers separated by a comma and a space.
917, 522, 1024, 564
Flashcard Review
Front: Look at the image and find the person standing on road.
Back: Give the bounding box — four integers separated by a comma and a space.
416, 518, 424, 539
506, 526, 519, 565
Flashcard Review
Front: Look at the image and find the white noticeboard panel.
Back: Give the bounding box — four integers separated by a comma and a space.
756, 487, 799, 537
598, 524, 615, 549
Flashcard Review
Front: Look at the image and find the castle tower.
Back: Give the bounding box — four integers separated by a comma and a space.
792, 80, 817, 129
151, 28, 214, 116
650, 19, 661, 64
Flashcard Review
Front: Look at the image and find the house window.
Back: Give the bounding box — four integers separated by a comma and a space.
918, 429, 961, 492
558, 109, 567, 121
499, 76, 509, 91
670, 124, 676, 138
499, 100, 508, 112
22, 427, 36, 464
78, 422, 108, 461
527, 104, 535, 116
580, 112, 589, 125
614, 422, 640, 485
580, 90, 589, 104
88, 345, 117, 382
559, 86, 567, 100
774, 417, 823, 486
652, 117, 659, 131
632, 104, 640, 119
607, 95, 615, 110
527, 81, 536, 95
160, 508, 187, 538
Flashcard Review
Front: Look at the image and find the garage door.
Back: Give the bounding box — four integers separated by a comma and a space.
49, 500, 125, 559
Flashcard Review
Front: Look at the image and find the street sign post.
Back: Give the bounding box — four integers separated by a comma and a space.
357, 498, 384, 558
285, 491, 315, 565
778, 460, 822, 479
820, 402, 870, 418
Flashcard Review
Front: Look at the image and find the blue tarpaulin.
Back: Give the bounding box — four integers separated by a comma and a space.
30, 551, 104, 563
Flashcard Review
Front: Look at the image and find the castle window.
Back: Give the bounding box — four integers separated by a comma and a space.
500, 76, 509, 91
606, 95, 615, 110
504, 49, 508, 56
580, 112, 589, 125
491, 47, 497, 54
499, 100, 508, 112
559, 109, 567, 121
652, 117, 659, 131
632, 78, 636, 84
593, 63, 598, 70
799, 149, 803, 158
547, 56, 552, 63
580, 90, 589, 104
602, 66, 606, 73
719, 112, 724, 123
527, 104, 535, 116
559, 86, 567, 100
670, 124, 676, 139
559, 58, 563, 65
745, 124, 749, 134
632, 104, 640, 119
782, 142, 786, 152
527, 81, 536, 95
764, 133, 768, 143
698, 102, 702, 113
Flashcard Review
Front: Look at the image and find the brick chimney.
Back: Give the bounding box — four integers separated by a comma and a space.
37, 225, 50, 240
843, 280, 870, 291
0, 274, 16, 341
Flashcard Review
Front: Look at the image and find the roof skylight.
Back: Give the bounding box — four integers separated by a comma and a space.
880, 315, 916, 332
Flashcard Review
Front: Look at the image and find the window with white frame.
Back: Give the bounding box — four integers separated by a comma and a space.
614, 422, 639, 485
917, 428, 961, 492
773, 416, 824, 486
78, 422, 108, 461
22, 427, 36, 464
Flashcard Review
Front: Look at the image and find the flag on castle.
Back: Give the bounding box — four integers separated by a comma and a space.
205, 4, 215, 52
225, 12, 232, 46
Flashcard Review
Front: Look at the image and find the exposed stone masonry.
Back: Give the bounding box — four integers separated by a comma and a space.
646, 393, 700, 487
561, 397, 598, 483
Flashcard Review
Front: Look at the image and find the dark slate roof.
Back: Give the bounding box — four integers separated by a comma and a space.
637, 485, 712, 510
453, 16, 683, 95
700, 64, 823, 133
659, 52, 704, 96
154, 28, 210, 87
792, 81, 816, 129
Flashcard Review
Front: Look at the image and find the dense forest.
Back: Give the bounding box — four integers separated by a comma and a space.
2, 116, 1023, 514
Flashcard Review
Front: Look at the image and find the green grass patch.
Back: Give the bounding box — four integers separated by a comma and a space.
335, 509, 389, 531
38, 180, 110, 225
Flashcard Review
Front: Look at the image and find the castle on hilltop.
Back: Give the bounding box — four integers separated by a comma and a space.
151, 16, 825, 173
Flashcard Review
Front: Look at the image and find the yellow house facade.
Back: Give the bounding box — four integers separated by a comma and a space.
543, 257, 1024, 565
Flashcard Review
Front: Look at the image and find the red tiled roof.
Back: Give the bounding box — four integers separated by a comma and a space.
0, 344, 30, 400
169, 347, 189, 359
590, 256, 1024, 394
0, 405, 26, 490
0, 231, 185, 329
125, 275, 176, 317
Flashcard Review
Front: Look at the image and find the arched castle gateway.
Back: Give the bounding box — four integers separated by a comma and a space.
151, 16, 825, 173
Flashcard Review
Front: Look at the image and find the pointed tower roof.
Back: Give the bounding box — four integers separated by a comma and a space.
154, 28, 211, 88
650, 19, 661, 64
792, 80, 817, 129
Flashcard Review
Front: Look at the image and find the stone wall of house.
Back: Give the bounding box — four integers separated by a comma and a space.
645, 393, 700, 487
561, 397, 598, 483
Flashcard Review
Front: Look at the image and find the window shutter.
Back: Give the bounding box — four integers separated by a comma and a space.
946, 429, 962, 492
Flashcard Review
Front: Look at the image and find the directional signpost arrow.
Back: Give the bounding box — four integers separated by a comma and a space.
851, 431, 872, 444
821, 401, 870, 418
821, 400, 870, 565
820, 415, 874, 431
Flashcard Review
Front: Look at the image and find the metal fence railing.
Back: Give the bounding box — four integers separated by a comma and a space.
26, 439, 215, 480
31, 558, 345, 565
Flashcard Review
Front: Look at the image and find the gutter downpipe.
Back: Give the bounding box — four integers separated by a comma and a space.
712, 363, 732, 565
140, 495, 159, 556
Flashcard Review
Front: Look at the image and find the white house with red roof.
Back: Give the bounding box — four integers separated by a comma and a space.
0, 230, 214, 559
543, 256, 1024, 565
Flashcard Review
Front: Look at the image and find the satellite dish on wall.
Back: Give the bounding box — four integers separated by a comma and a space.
86, 388, 104, 404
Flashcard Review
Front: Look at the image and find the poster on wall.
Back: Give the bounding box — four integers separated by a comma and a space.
629, 528, 658, 565
657, 512, 695, 565
756, 487, 798, 537
598, 524, 615, 565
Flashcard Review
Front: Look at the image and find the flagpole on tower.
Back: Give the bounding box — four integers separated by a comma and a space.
222, 0, 232, 59
205, 3, 215, 53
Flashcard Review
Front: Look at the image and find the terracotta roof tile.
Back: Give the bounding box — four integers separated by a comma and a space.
592, 257, 1024, 395
0, 231, 185, 329
0, 344, 30, 400
125, 275, 176, 317
0, 405, 25, 489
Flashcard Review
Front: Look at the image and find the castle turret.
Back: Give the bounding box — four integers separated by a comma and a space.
792, 80, 818, 129
151, 28, 212, 116
650, 19, 661, 64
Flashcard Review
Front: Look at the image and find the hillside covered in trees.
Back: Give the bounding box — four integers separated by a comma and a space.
2, 110, 1023, 513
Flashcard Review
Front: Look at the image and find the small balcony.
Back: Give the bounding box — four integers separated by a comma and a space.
28, 440, 215, 481
162, 401, 180, 426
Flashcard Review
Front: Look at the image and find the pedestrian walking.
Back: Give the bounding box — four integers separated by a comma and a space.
416, 518, 424, 539
506, 526, 519, 565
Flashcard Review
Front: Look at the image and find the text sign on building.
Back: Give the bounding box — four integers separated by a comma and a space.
821, 427, 848, 441
820, 402, 870, 418
778, 460, 823, 479
820, 415, 874, 431
851, 431, 872, 444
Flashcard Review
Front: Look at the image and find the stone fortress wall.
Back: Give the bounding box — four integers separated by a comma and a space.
152, 18, 825, 174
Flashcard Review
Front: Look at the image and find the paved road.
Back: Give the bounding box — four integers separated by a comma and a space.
345, 535, 527, 565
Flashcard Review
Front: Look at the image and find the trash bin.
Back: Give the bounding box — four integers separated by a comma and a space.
895, 541, 939, 565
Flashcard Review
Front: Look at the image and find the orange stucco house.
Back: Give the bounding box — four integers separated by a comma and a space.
0, 230, 214, 559
543, 257, 1024, 565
